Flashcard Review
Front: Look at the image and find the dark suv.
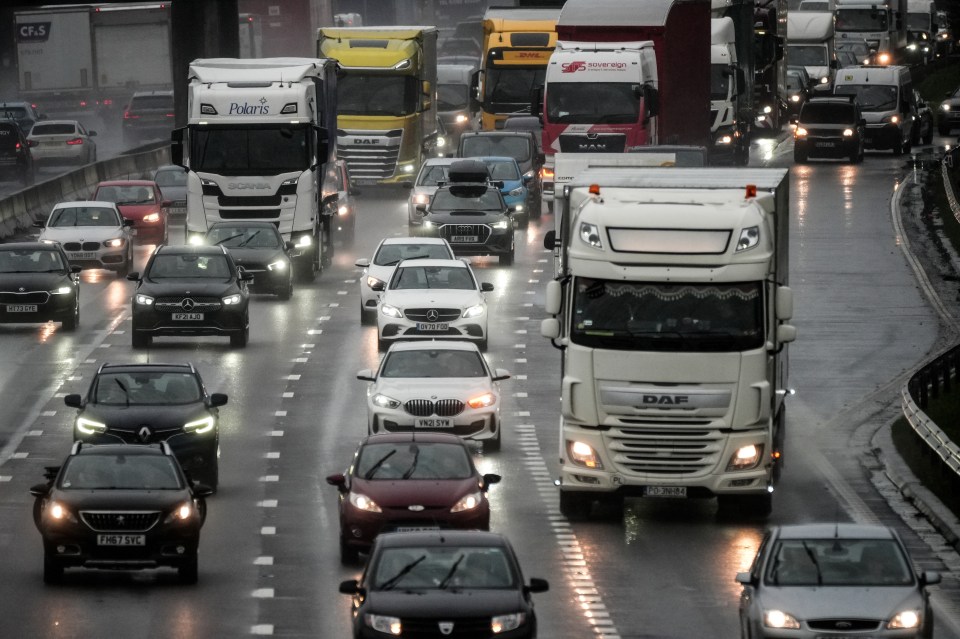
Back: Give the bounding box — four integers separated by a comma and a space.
0, 119, 35, 186
792, 96, 865, 164
458, 130, 543, 217
0, 101, 46, 134
122, 90, 174, 146
65, 362, 227, 489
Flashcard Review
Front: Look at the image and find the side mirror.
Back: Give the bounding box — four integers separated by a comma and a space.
736, 68, 746, 94
240, 270, 255, 282
537, 152, 545, 165
544, 280, 562, 315
285, 241, 296, 251
541, 317, 560, 339
642, 84, 660, 119
123, 218, 136, 228
326, 473, 347, 488
209, 392, 228, 407
357, 369, 375, 382
482, 473, 501, 489
29, 483, 50, 498
339, 579, 361, 595
33, 220, 45, 228
415, 203, 427, 215
354, 258, 370, 268
481, 282, 494, 292
370, 280, 385, 292
526, 578, 549, 594
126, 272, 140, 281
735, 571, 755, 586
171, 127, 185, 167
921, 571, 942, 586
70, 265, 82, 274
776, 286, 793, 320
522, 171, 534, 184
543, 229, 557, 251
192, 484, 215, 498
530, 85, 544, 121
492, 368, 511, 381
777, 324, 797, 344
64, 394, 83, 408
349, 187, 361, 196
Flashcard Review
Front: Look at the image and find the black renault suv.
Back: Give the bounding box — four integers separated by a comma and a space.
0, 119, 35, 186
65, 362, 227, 489
792, 96, 866, 164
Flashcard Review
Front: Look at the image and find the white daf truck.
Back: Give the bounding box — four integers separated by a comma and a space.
171, 57, 339, 281
541, 165, 795, 518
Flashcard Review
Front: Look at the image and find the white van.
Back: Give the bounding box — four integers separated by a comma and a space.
833, 65, 915, 154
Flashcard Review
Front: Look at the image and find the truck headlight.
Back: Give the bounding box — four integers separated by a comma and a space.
579, 223, 603, 249
189, 235, 206, 246
338, 204, 349, 216
887, 610, 921, 629
135, 294, 154, 305
76, 417, 107, 434
736, 226, 760, 252
297, 235, 312, 247
451, 490, 483, 512
462, 304, 485, 318
763, 610, 800, 629
794, 126, 808, 137
819, 76, 829, 84
790, 94, 800, 103
843, 128, 854, 137
907, 43, 918, 51
349, 492, 382, 513
372, 393, 401, 409
726, 444, 763, 471
455, 113, 469, 124
222, 294, 242, 305
380, 304, 402, 318
567, 440, 603, 469
883, 115, 900, 124
184, 416, 214, 434
716, 134, 733, 145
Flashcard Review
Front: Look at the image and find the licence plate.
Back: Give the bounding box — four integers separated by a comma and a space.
643, 486, 687, 498
814, 141, 837, 148
167, 207, 186, 216
416, 322, 448, 331
172, 312, 204, 321
6, 304, 37, 312
68, 252, 95, 260
97, 534, 145, 546
415, 418, 453, 429
450, 235, 478, 243
395, 525, 440, 533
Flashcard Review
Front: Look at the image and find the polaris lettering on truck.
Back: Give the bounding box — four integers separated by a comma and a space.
229, 98, 270, 115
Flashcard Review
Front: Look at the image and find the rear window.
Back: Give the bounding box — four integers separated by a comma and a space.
800, 103, 856, 124
31, 123, 77, 136
129, 95, 173, 110
460, 135, 532, 163
0, 107, 28, 120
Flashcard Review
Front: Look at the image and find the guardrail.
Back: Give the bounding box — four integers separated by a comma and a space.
0, 143, 169, 240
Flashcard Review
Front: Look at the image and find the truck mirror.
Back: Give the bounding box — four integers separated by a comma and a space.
736, 69, 746, 94
544, 280, 562, 315
543, 229, 556, 251
642, 84, 660, 119
776, 286, 794, 320
541, 317, 560, 339
530, 85, 544, 121
777, 324, 797, 344
775, 37, 785, 62
171, 127, 186, 167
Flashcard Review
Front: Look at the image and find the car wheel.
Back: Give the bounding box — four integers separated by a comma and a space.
716, 493, 773, 519
118, 252, 131, 277
230, 325, 249, 348
499, 250, 514, 266
62, 302, 79, 331
178, 555, 199, 585
295, 254, 319, 283
131, 332, 152, 349
483, 426, 501, 453
43, 550, 63, 585
531, 193, 542, 219
517, 213, 529, 229
559, 491, 592, 520
278, 278, 293, 301
377, 337, 388, 352
340, 537, 360, 565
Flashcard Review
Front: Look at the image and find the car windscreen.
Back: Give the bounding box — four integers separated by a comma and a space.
49, 206, 120, 227
147, 253, 233, 279
800, 103, 856, 123
390, 265, 476, 290
381, 349, 487, 378
833, 84, 898, 111
92, 371, 202, 405
0, 107, 28, 120
31, 123, 77, 136
482, 159, 520, 181
96, 185, 157, 205
154, 168, 187, 187
431, 188, 503, 211
786, 74, 804, 91
207, 225, 282, 249
0, 248, 67, 273
438, 83, 470, 110
460, 135, 532, 163
61, 454, 183, 490
356, 442, 473, 480
374, 243, 453, 266
372, 546, 517, 590
417, 164, 452, 187
765, 538, 913, 586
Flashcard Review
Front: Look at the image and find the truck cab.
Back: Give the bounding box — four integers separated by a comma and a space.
787, 11, 838, 88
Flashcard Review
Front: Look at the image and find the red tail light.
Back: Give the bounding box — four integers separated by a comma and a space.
66, 137, 84, 145
15, 142, 21, 150
102, 98, 113, 106
124, 111, 139, 120
79, 100, 88, 107
165, 113, 174, 118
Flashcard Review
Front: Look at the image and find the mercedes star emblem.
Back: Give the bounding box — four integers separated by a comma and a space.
181, 298, 196, 311
426, 309, 439, 321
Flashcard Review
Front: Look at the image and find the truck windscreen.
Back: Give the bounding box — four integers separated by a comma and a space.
547, 83, 640, 124
438, 84, 470, 110
570, 278, 764, 352
190, 125, 310, 175
787, 45, 828, 66
337, 74, 419, 116
835, 9, 887, 32
906, 14, 930, 31
484, 67, 546, 108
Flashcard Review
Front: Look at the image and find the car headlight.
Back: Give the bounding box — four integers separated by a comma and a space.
736, 226, 760, 252
763, 610, 800, 629
184, 416, 214, 434
135, 294, 154, 306
492, 613, 526, 633
380, 304, 402, 318
508, 186, 524, 197
451, 490, 483, 513
567, 440, 603, 469
726, 443, 763, 470
455, 113, 469, 124
222, 294, 242, 305
467, 392, 496, 408
366, 276, 385, 290
142, 213, 161, 223
338, 205, 349, 216
492, 219, 511, 229
716, 134, 733, 145
763, 105, 772, 114
790, 94, 800, 102
400, 163, 415, 174
907, 43, 918, 51
76, 417, 107, 435
413, 193, 429, 205
364, 614, 399, 634
819, 76, 829, 84
942, 103, 951, 112
297, 235, 312, 247
164, 501, 196, 523
189, 235, 206, 246
794, 126, 808, 137
267, 259, 287, 272
49, 286, 73, 295
843, 128, 854, 137
47, 501, 78, 523
372, 393, 401, 409
462, 304, 485, 318
104, 238, 125, 248
887, 610, 921, 629
423, 220, 434, 229
436, 136, 446, 148
349, 492, 382, 513
40, 239, 58, 245
884, 115, 900, 124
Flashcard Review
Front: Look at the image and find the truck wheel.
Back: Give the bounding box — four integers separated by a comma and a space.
559, 491, 592, 520
717, 493, 772, 519
530, 194, 542, 219
295, 256, 318, 283
230, 326, 249, 348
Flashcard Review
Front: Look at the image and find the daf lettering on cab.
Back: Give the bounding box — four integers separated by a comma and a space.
541, 166, 795, 519
171, 57, 338, 282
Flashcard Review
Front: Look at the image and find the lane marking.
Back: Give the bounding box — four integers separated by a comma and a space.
261, 527, 276, 535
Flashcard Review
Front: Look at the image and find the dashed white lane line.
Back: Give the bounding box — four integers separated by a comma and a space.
259, 500, 278, 508
84, 358, 96, 364
274, 411, 287, 417
282, 393, 294, 399
514, 392, 528, 398
515, 374, 527, 380
308, 329, 323, 335
285, 374, 301, 381
26, 430, 42, 437
12, 452, 28, 459
41, 411, 56, 417
328, 303, 340, 307
301, 343, 315, 349
514, 343, 525, 349
0, 476, 11, 482
266, 452, 280, 459
251, 625, 274, 635
254, 556, 274, 566
523, 302, 533, 307
514, 358, 527, 363
269, 430, 284, 437
337, 290, 348, 295
318, 315, 331, 321
293, 357, 308, 363
261, 527, 276, 535
260, 476, 279, 482
515, 329, 528, 334
252, 589, 274, 598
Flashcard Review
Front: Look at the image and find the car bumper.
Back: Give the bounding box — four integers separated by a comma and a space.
0, 292, 76, 323
369, 405, 499, 440
41, 524, 201, 570
939, 111, 960, 129
378, 315, 487, 344
795, 136, 860, 158
339, 503, 490, 550
131, 304, 248, 336
864, 123, 906, 149
132, 222, 166, 244
421, 226, 514, 257
61, 245, 129, 271
31, 146, 88, 164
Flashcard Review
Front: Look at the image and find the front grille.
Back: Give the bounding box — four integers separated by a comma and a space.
218, 209, 280, 220
438, 224, 491, 244
338, 128, 403, 180
80, 511, 161, 532
404, 308, 462, 322
218, 195, 282, 207
608, 425, 724, 476
558, 133, 626, 153
108, 426, 182, 443
404, 399, 465, 417
155, 296, 223, 312
805, 128, 845, 137
0, 291, 49, 304
807, 619, 881, 632
400, 617, 491, 638
63, 241, 102, 251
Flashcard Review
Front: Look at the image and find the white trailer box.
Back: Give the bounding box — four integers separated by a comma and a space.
16, 9, 94, 95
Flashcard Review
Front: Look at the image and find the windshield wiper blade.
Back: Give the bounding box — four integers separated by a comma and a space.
215, 233, 245, 246
437, 553, 465, 589
364, 449, 397, 479
381, 554, 427, 590
401, 445, 420, 480
801, 541, 824, 586
238, 230, 262, 247
115, 378, 131, 407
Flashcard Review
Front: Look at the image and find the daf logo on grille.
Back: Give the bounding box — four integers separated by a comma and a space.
426, 309, 439, 321
181, 298, 196, 311
408, 505, 424, 511
438, 622, 454, 635
138, 426, 152, 442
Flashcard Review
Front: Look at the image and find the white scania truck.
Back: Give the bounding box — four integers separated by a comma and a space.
541, 164, 795, 518
172, 58, 339, 281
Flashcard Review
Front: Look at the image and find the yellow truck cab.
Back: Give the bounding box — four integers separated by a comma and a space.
318, 27, 438, 185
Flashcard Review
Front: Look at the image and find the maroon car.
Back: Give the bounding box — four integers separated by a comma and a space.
92, 180, 169, 245
326, 432, 500, 564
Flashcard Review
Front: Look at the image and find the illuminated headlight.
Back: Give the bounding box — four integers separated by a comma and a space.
843, 128, 854, 137
943, 104, 951, 112
514, 203, 524, 212
184, 416, 214, 434
756, 115, 767, 123
579, 222, 602, 249
887, 610, 921, 629
763, 610, 800, 629
508, 186, 524, 197
437, 136, 446, 148
413, 193, 429, 205
819, 76, 829, 84
467, 392, 496, 408
49, 286, 72, 295
371, 393, 401, 409
135, 294, 154, 305
567, 440, 603, 469
380, 304, 402, 318
364, 614, 399, 634
164, 501, 195, 523
366, 276, 385, 290
794, 126, 808, 138
492, 219, 511, 229
463, 304, 485, 319
726, 443, 763, 470
40, 239, 58, 245
451, 490, 483, 512
142, 213, 161, 223
456, 114, 469, 124
423, 220, 434, 229
492, 613, 526, 633
877, 52, 891, 64
399, 163, 416, 174
907, 43, 918, 51
884, 115, 900, 124
222, 294, 242, 305
267, 259, 287, 271
188, 235, 205, 245
48, 501, 78, 523
790, 94, 800, 103
716, 134, 733, 145
763, 105, 772, 114
76, 417, 107, 435
297, 235, 312, 247
349, 492, 382, 513
338, 205, 349, 216
923, 46, 930, 52
104, 238, 125, 248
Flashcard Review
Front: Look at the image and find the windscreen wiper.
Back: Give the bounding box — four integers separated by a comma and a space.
381, 554, 427, 590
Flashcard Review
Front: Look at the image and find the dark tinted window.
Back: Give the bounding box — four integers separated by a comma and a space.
800, 103, 856, 123
129, 95, 173, 110
0, 248, 66, 273
93, 371, 202, 405
31, 123, 77, 136
154, 167, 187, 187
148, 253, 232, 279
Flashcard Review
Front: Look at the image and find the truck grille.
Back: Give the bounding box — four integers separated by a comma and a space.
218, 209, 280, 220
558, 133, 625, 153
607, 425, 724, 476
438, 224, 491, 244
404, 308, 461, 322
63, 241, 103, 251
80, 511, 161, 532
0, 291, 49, 304
404, 399, 465, 417
337, 128, 403, 180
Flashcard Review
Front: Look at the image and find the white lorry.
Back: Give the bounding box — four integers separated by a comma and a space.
171, 58, 340, 281
541, 163, 795, 518
834, 0, 908, 64
787, 11, 838, 87
710, 18, 750, 164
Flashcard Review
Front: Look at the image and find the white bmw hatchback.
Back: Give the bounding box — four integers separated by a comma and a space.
357, 340, 510, 450
376, 258, 492, 350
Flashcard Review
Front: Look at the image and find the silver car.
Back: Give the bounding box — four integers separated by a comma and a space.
27, 120, 97, 165
36, 201, 134, 276
407, 157, 460, 229
736, 523, 940, 639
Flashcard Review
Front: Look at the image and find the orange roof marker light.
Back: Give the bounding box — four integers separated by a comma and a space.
745, 184, 757, 199
589, 184, 601, 195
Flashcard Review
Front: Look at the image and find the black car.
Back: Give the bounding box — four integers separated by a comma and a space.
792, 96, 865, 164
785, 68, 811, 117
0, 101, 46, 134
128, 244, 253, 348
417, 160, 516, 265
203, 222, 294, 299
122, 90, 174, 146
29, 441, 213, 584
0, 242, 79, 329
0, 119, 35, 186
458, 130, 543, 217
64, 362, 227, 488
339, 530, 548, 639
